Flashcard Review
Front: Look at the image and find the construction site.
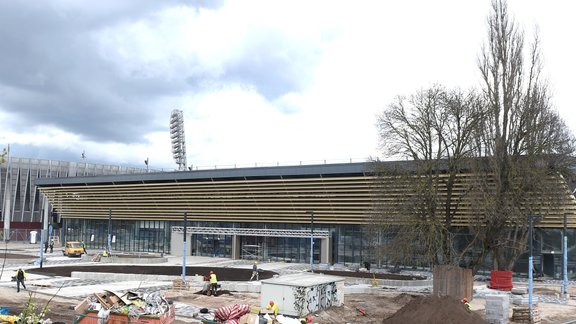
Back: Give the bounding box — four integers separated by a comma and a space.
1, 242, 576, 324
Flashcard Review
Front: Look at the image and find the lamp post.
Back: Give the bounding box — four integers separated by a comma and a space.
563, 213, 568, 296
2, 144, 11, 242
307, 210, 314, 272
107, 209, 112, 255
528, 214, 541, 318
182, 211, 187, 285
39, 208, 45, 269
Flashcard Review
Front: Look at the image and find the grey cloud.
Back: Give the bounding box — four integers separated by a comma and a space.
221, 29, 322, 101
0, 0, 320, 153
0, 0, 219, 144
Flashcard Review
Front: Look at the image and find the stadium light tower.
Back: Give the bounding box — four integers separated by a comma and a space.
170, 109, 187, 171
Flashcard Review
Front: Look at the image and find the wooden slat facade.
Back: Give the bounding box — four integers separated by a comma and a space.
35, 162, 576, 228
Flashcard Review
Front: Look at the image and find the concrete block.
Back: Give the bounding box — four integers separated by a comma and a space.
512, 295, 538, 305
485, 294, 509, 324
486, 319, 508, 324
511, 287, 527, 295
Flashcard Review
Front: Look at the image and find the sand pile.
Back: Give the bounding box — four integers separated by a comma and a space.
382, 295, 488, 324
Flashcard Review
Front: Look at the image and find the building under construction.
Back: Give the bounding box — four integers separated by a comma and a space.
3, 157, 576, 278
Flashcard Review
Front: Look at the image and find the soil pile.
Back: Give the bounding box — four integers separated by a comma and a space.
1, 253, 36, 259
27, 265, 277, 281
315, 270, 426, 280
382, 295, 488, 324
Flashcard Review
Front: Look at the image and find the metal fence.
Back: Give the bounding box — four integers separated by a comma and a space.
0, 229, 38, 243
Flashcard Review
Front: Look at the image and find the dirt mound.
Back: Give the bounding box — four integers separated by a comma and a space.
382, 295, 488, 324
391, 293, 418, 305
0, 252, 36, 259
315, 270, 425, 280
27, 265, 277, 281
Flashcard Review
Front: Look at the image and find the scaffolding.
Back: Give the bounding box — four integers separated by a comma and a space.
241, 244, 262, 260
171, 226, 330, 238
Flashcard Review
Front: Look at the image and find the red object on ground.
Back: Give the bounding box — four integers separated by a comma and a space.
214, 304, 251, 324
356, 306, 367, 315
490, 270, 513, 291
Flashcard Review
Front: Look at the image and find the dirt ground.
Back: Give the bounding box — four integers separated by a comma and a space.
26, 265, 278, 281
3, 287, 576, 324
2, 261, 576, 323
0, 287, 432, 324
0, 287, 79, 323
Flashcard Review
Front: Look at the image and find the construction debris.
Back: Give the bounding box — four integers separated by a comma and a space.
0, 314, 20, 324
74, 289, 175, 323
29, 281, 52, 287
171, 279, 190, 290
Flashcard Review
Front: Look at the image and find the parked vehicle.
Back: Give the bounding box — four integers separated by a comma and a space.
62, 241, 84, 257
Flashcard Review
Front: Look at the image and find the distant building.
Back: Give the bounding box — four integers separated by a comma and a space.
0, 157, 147, 241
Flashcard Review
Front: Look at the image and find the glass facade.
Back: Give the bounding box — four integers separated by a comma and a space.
54, 217, 576, 275
60, 219, 369, 265
62, 219, 172, 254
513, 228, 576, 279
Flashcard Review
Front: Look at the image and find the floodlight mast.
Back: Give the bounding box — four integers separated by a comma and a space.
170, 109, 187, 171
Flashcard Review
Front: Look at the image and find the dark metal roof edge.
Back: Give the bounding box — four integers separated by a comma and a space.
34, 162, 375, 186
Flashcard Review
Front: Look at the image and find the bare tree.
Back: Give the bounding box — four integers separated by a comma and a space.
371, 1, 575, 272
371, 86, 484, 267
470, 0, 575, 270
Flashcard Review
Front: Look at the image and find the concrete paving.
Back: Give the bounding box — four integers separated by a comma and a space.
0, 241, 310, 319
6, 240, 571, 320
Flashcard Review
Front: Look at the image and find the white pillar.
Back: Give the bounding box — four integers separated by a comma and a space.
231, 235, 241, 259
321, 237, 331, 264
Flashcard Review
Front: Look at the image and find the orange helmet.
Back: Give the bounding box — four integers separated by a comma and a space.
462, 297, 468, 302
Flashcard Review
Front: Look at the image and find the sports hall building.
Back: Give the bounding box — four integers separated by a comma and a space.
35, 162, 374, 265
3, 157, 576, 276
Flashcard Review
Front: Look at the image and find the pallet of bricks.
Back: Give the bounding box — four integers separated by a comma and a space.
172, 279, 190, 290
512, 307, 541, 323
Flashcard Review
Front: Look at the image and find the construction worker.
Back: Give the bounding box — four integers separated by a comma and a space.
250, 262, 259, 281
462, 297, 471, 312
266, 300, 279, 316
202, 272, 211, 294
15, 268, 26, 292
209, 271, 218, 296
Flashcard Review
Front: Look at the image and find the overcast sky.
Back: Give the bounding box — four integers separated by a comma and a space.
1, 1, 574, 170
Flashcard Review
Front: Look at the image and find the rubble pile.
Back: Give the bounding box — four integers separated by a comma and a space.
75, 290, 175, 323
